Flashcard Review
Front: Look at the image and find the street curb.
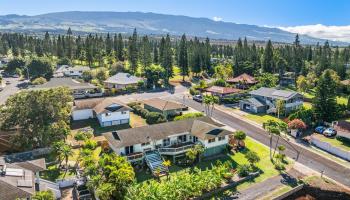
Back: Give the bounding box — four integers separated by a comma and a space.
215, 105, 350, 170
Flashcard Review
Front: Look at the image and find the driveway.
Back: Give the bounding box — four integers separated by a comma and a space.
0, 77, 22, 104
165, 96, 350, 187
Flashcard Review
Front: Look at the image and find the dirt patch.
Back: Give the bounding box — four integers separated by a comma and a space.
283, 176, 350, 200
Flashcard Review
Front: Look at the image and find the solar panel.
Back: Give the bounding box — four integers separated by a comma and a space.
17, 180, 33, 187
5, 168, 24, 176
272, 90, 294, 98
207, 129, 223, 136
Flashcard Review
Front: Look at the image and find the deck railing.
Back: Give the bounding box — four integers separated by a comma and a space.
158, 143, 194, 153
126, 152, 144, 161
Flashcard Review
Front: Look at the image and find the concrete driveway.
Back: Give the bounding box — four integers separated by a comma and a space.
0, 77, 23, 104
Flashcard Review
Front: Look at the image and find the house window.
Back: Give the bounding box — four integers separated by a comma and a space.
218, 136, 225, 141
141, 142, 150, 146
79, 71, 82, 73
122, 111, 127, 114
70, 71, 74, 73
125, 146, 134, 155
163, 138, 170, 146
208, 138, 216, 143
178, 135, 187, 143
105, 113, 112, 116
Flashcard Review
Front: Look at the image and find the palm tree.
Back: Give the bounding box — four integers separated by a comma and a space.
263, 120, 281, 160
61, 144, 73, 178
203, 95, 219, 117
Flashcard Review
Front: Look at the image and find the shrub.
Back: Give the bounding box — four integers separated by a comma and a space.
174, 112, 204, 121
57, 57, 72, 66
214, 78, 227, 87
74, 129, 93, 141
31, 77, 47, 85
237, 164, 251, 177
274, 161, 285, 170
146, 112, 166, 124
84, 139, 98, 150
288, 108, 313, 126
127, 102, 140, 108
189, 87, 200, 95
140, 108, 149, 118
288, 119, 307, 129
132, 105, 143, 115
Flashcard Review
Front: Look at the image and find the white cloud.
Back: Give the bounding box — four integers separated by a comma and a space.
278, 24, 350, 42
213, 16, 223, 22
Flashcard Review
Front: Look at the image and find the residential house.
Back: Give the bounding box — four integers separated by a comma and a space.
54, 65, 90, 78
205, 86, 243, 98
226, 73, 258, 89
143, 98, 188, 118
103, 117, 232, 175
104, 73, 143, 89
72, 98, 132, 127
239, 87, 303, 114
30, 77, 103, 99
0, 157, 61, 200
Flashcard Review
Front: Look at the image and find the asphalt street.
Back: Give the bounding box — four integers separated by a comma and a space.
166, 95, 350, 187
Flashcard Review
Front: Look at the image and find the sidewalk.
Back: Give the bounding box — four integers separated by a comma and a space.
216, 104, 350, 169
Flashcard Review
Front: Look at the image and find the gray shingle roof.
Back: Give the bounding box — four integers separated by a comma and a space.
74, 98, 132, 114
104, 73, 143, 85
240, 97, 266, 107
143, 98, 187, 111
103, 117, 231, 149
249, 87, 301, 100
31, 77, 97, 90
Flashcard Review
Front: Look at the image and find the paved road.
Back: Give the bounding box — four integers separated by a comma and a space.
166, 96, 350, 187
0, 77, 22, 104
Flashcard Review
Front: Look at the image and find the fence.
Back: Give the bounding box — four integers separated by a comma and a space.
311, 136, 350, 161
272, 184, 305, 200
193, 171, 260, 200
5, 147, 52, 162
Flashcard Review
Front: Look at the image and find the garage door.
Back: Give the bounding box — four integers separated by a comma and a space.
72, 109, 93, 120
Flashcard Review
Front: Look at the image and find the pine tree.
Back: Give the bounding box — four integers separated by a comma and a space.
161, 34, 173, 84
153, 44, 159, 64
178, 34, 188, 81
140, 35, 152, 70
313, 69, 338, 122
262, 40, 274, 73
67, 27, 73, 35
117, 33, 124, 61
128, 28, 138, 73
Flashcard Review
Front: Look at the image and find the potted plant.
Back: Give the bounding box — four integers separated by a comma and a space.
288, 119, 307, 137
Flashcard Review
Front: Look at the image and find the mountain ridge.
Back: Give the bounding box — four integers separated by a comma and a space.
0, 11, 347, 45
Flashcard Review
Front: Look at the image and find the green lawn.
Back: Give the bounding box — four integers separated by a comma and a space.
136, 137, 286, 192
40, 165, 76, 182
318, 136, 350, 151
337, 96, 348, 105
245, 113, 283, 125
303, 102, 313, 109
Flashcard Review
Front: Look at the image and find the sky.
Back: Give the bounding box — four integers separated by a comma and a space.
1, 0, 350, 41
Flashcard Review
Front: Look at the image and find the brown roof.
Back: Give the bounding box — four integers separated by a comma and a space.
205, 86, 242, 95
74, 98, 132, 114
15, 158, 46, 173
227, 73, 258, 84
341, 79, 350, 85
143, 98, 187, 111
103, 117, 232, 149
0, 160, 39, 200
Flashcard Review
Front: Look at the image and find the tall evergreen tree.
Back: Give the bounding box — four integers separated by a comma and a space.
178, 34, 188, 81
262, 40, 274, 73
128, 29, 138, 73
313, 69, 338, 122
139, 35, 152, 70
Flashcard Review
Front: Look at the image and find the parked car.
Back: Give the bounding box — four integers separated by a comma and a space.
193, 95, 202, 102
315, 126, 326, 134
323, 128, 337, 137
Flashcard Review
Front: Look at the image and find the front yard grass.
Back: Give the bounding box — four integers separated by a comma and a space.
317, 135, 350, 151
245, 113, 283, 125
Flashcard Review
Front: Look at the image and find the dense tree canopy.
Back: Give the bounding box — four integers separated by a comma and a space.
0, 87, 73, 149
